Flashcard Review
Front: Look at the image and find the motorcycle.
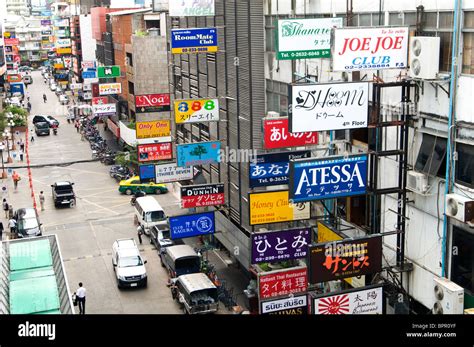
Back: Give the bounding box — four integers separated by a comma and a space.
53, 128, 58, 135
130, 191, 146, 206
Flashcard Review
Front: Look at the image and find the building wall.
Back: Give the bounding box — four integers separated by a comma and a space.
79, 14, 96, 63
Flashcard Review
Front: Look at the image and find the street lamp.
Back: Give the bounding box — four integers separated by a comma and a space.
0, 144, 6, 179
7, 112, 15, 150
2, 131, 12, 164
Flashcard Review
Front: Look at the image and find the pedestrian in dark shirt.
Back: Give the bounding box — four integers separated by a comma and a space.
3, 199, 9, 219
0, 221, 4, 241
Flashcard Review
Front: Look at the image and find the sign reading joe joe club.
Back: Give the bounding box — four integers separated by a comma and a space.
180, 184, 225, 208
259, 267, 307, 300
135, 94, 171, 113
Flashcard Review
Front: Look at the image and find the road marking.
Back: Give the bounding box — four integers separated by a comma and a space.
80, 197, 120, 215
63, 246, 157, 262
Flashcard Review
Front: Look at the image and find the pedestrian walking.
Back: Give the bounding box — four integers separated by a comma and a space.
39, 191, 45, 211
43, 93, 47, 103
8, 205, 14, 220
8, 218, 16, 238
0, 220, 4, 240
3, 199, 9, 219
19, 149, 23, 161
137, 226, 143, 245
75, 282, 86, 314
12, 172, 20, 190
19, 139, 24, 151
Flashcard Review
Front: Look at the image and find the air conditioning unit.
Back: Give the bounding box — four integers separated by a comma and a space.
445, 193, 474, 224
433, 277, 464, 314
409, 36, 440, 80
407, 171, 428, 194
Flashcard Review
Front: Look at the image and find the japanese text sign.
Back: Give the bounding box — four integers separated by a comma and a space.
261, 295, 308, 315
258, 267, 308, 300
92, 103, 116, 116
176, 141, 220, 167
263, 118, 318, 149
251, 228, 311, 264
290, 82, 369, 132
277, 18, 342, 60
308, 236, 382, 283
180, 184, 225, 208
171, 28, 218, 54
154, 162, 194, 184
169, 211, 215, 240
136, 120, 171, 139
289, 155, 368, 203
135, 94, 171, 113
169, 0, 215, 17
313, 286, 383, 314
332, 27, 409, 71
97, 65, 121, 78
174, 99, 219, 123
99, 83, 121, 95
138, 143, 173, 163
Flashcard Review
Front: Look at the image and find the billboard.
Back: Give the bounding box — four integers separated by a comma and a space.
249, 190, 310, 225
169, 211, 215, 240
174, 99, 219, 123
81, 61, 96, 70
55, 38, 71, 48
136, 120, 171, 139
70, 83, 83, 90
261, 295, 308, 315
10, 83, 24, 95
169, 0, 215, 17
92, 96, 108, 105
308, 236, 383, 283
137, 143, 173, 163
54, 19, 69, 27
135, 94, 170, 113
251, 228, 311, 264
263, 118, 318, 149
99, 83, 121, 95
180, 184, 225, 208
97, 65, 121, 78
171, 28, 218, 54
6, 74, 22, 83
277, 18, 342, 60
312, 286, 383, 315
332, 27, 409, 71
176, 141, 220, 167
258, 267, 307, 300
249, 150, 310, 188
56, 48, 72, 54
82, 71, 96, 79
41, 20, 51, 26
4, 38, 19, 45
155, 162, 194, 184
289, 155, 368, 203
139, 164, 155, 182
92, 103, 116, 116
290, 82, 369, 132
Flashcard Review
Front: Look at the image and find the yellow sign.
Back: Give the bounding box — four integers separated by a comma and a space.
136, 120, 171, 139
54, 63, 64, 69
57, 47, 72, 54
249, 191, 310, 225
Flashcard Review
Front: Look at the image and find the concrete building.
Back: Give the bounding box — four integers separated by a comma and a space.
6, 0, 31, 16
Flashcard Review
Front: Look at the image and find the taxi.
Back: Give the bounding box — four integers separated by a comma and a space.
118, 176, 168, 195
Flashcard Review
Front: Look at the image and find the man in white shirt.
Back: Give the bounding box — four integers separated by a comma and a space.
75, 282, 86, 314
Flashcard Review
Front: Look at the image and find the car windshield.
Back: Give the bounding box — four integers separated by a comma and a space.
18, 218, 38, 231
55, 185, 72, 191
118, 255, 143, 267
145, 211, 165, 222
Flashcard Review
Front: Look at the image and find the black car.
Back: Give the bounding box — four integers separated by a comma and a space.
34, 122, 50, 136
32, 115, 59, 127
51, 181, 76, 208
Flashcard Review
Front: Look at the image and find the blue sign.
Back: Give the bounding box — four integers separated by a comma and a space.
250, 151, 310, 188
82, 71, 96, 79
289, 155, 368, 203
169, 211, 215, 240
10, 83, 24, 95
171, 28, 218, 54
176, 141, 220, 167
139, 164, 155, 182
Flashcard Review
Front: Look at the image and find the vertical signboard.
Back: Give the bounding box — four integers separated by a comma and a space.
171, 28, 218, 54
312, 286, 383, 315
263, 118, 318, 149
176, 141, 220, 167
169, 211, 215, 240
258, 267, 308, 300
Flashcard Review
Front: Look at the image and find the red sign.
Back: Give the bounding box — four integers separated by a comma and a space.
6, 74, 22, 83
180, 184, 225, 208
135, 93, 171, 113
92, 96, 108, 105
138, 143, 172, 162
258, 267, 308, 300
4, 38, 19, 45
91, 83, 100, 98
263, 118, 318, 149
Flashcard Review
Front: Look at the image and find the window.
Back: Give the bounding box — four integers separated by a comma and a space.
128, 81, 134, 95
126, 52, 133, 67
415, 134, 447, 178
463, 12, 474, 74
451, 226, 474, 294
266, 79, 288, 116
455, 143, 474, 188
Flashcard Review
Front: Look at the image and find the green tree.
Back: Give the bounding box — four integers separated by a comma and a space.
190, 145, 208, 159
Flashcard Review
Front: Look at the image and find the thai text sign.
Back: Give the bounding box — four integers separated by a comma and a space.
313, 286, 383, 314
97, 65, 121, 78
169, 211, 215, 240
99, 83, 121, 95
249, 150, 310, 188
138, 143, 173, 162
277, 18, 342, 60
180, 184, 225, 208
136, 120, 171, 139
171, 28, 218, 54
92, 103, 116, 116
135, 94, 170, 113
291, 82, 369, 132
259, 267, 307, 300
263, 118, 318, 149
176, 141, 220, 167
155, 162, 194, 184
251, 228, 311, 264
261, 295, 308, 315
308, 236, 383, 283
332, 27, 409, 71
289, 155, 368, 203
169, 0, 215, 17
174, 99, 219, 123
249, 190, 310, 225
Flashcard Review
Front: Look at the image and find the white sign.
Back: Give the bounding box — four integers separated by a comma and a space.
332, 27, 409, 71
54, 19, 69, 27
261, 295, 308, 314
277, 18, 342, 60
83, 92, 92, 100
99, 83, 121, 95
81, 61, 96, 70
155, 162, 194, 184
70, 83, 83, 90
93, 103, 116, 115
82, 83, 92, 91
291, 82, 369, 132
313, 286, 383, 315
56, 38, 71, 48
169, 0, 215, 17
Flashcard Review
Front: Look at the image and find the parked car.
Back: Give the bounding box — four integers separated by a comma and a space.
112, 238, 147, 289
50, 84, 58, 92
161, 245, 201, 279
118, 176, 168, 195
32, 115, 59, 127
46, 116, 59, 127
51, 181, 76, 208
14, 208, 42, 238
59, 94, 69, 105
18, 66, 33, 73
109, 166, 132, 182
150, 225, 183, 260
172, 273, 219, 314
34, 122, 51, 136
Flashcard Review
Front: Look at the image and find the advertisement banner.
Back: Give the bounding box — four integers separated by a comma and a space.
62, 57, 72, 68
171, 28, 218, 54
56, 47, 72, 54
83, 92, 92, 100
261, 295, 308, 315
70, 83, 83, 90
99, 83, 121, 95
54, 19, 69, 27
81, 61, 96, 70
332, 27, 409, 71
97, 65, 121, 78
54, 29, 69, 37
258, 267, 307, 300
180, 184, 225, 208
176, 141, 220, 167
6, 74, 22, 83
277, 17, 342, 60
41, 20, 51, 26
251, 228, 311, 264
289, 155, 368, 203
139, 164, 155, 182
309, 236, 383, 283
313, 286, 383, 315
4, 38, 19, 45
9, 83, 24, 95
169, 0, 215, 17
92, 103, 116, 116
155, 162, 194, 184
92, 96, 108, 105
249, 190, 310, 225
291, 82, 369, 132
138, 143, 173, 163
249, 150, 310, 188
136, 120, 171, 139
55, 38, 71, 48
82, 71, 96, 79
174, 98, 219, 123
135, 94, 170, 113
263, 118, 318, 149
169, 211, 215, 240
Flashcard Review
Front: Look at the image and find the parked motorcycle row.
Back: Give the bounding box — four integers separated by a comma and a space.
79, 118, 117, 166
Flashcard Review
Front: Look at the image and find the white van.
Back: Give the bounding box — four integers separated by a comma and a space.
134, 196, 167, 235
112, 238, 147, 288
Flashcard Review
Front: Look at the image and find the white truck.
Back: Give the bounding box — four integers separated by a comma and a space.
112, 238, 147, 289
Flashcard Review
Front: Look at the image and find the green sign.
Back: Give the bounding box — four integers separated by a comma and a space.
97, 66, 121, 78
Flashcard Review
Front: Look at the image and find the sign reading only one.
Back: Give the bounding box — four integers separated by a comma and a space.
97, 65, 121, 78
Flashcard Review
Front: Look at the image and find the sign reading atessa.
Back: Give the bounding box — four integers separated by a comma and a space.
308, 236, 383, 284
135, 94, 171, 113
259, 267, 307, 300
261, 295, 308, 315
171, 28, 218, 54
263, 118, 318, 149
312, 286, 383, 315
180, 183, 224, 208
169, 211, 215, 240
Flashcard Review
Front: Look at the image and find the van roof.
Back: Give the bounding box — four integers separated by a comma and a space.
166, 245, 198, 262
114, 238, 137, 250
136, 196, 163, 212
177, 273, 216, 293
